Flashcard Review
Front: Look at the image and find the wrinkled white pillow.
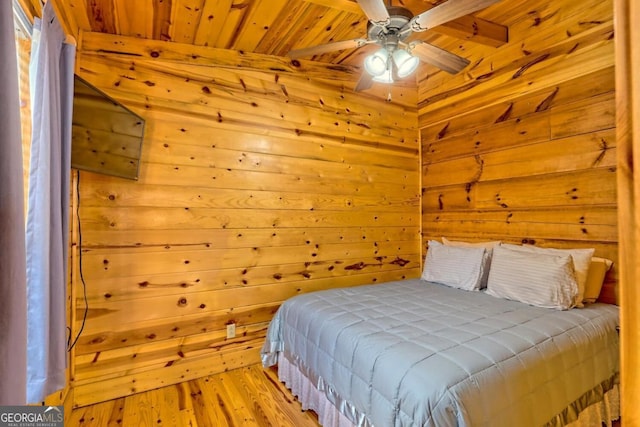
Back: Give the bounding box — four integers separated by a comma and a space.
486, 245, 579, 310
500, 244, 593, 307
442, 237, 502, 289
422, 240, 487, 291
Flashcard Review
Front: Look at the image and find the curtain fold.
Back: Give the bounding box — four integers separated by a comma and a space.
0, 0, 28, 406
25, 1, 75, 403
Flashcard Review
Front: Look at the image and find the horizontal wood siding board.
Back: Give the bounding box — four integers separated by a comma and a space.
80, 225, 420, 249
80, 241, 420, 279
78, 207, 418, 232
79, 182, 419, 212
422, 168, 617, 211
421, 212, 616, 243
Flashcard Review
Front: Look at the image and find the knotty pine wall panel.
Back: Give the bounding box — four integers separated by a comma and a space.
70, 36, 419, 407
418, 0, 617, 303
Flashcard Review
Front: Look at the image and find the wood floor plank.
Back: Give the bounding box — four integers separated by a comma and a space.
67, 397, 117, 425
187, 378, 230, 427
236, 365, 320, 427
198, 374, 258, 426
175, 382, 199, 427
122, 389, 159, 426
71, 364, 321, 426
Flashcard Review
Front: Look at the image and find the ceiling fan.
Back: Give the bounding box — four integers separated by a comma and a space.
288, 0, 502, 91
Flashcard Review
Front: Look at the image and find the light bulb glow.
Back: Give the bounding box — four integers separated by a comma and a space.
393, 49, 419, 78
372, 67, 394, 84
364, 48, 389, 76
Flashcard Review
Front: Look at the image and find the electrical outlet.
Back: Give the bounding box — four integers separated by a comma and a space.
226, 322, 236, 339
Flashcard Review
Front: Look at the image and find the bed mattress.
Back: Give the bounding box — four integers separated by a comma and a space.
261, 279, 619, 427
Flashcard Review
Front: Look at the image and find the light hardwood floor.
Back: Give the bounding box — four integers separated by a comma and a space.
68, 365, 321, 426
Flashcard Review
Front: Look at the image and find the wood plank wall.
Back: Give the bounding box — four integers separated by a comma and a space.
70, 33, 420, 407
418, 0, 617, 303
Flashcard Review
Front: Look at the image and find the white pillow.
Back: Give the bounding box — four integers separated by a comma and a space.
422, 240, 487, 291
442, 237, 502, 289
583, 257, 613, 303
500, 244, 594, 307
486, 245, 578, 310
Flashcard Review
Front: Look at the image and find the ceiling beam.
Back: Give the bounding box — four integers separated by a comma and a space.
427, 13, 508, 48
302, 0, 363, 15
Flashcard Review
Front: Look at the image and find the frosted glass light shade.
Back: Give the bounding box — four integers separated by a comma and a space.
393, 49, 419, 78
364, 48, 388, 76
372, 67, 394, 84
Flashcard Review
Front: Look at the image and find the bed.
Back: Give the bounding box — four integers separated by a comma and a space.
261, 241, 620, 427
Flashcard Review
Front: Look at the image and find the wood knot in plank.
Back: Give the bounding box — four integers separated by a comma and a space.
495, 103, 513, 123
89, 336, 106, 344
536, 87, 559, 112
512, 54, 549, 79
345, 262, 366, 271
390, 257, 410, 267
437, 122, 450, 139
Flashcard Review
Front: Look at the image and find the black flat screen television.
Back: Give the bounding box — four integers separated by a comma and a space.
71, 75, 145, 180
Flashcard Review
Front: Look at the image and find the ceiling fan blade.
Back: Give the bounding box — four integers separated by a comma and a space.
356, 0, 390, 26
357, 0, 391, 26
409, 0, 501, 32
288, 39, 369, 59
409, 41, 470, 74
354, 72, 374, 92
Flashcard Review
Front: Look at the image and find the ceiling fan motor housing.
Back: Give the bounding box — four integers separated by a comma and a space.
367, 6, 414, 50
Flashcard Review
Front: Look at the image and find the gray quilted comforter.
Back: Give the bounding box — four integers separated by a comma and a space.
261, 279, 619, 427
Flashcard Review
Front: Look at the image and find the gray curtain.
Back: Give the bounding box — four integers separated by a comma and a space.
25, 1, 75, 403
0, 0, 28, 406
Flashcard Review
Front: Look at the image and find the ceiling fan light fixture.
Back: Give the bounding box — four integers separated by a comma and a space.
372, 67, 394, 84
393, 48, 419, 78
364, 48, 389, 76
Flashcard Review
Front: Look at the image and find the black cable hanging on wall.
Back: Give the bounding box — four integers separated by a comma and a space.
67, 171, 88, 352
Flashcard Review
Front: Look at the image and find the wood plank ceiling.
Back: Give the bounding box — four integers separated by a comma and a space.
20, 0, 510, 87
